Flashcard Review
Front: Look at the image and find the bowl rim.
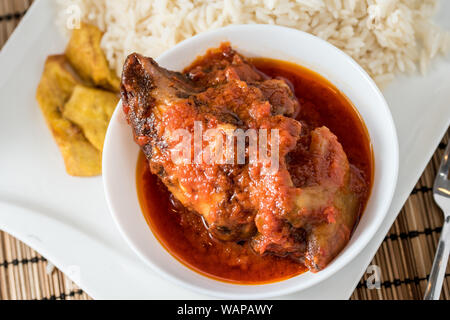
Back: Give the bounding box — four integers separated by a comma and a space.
103, 24, 399, 299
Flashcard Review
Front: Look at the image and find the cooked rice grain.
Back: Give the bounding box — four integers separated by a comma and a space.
57, 0, 450, 86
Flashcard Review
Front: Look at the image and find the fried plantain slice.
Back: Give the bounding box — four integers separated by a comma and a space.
65, 23, 120, 92
63, 85, 119, 151
36, 55, 102, 176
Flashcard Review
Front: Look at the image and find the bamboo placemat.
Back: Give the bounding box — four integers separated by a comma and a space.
0, 0, 449, 300
351, 132, 449, 300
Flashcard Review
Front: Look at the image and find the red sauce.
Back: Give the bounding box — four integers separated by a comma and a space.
136, 58, 373, 284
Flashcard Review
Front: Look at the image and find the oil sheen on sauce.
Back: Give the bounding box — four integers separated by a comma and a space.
136, 58, 373, 284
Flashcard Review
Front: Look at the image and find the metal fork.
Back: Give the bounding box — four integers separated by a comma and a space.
424, 141, 450, 300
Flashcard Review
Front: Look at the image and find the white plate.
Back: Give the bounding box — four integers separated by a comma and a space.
0, 0, 448, 299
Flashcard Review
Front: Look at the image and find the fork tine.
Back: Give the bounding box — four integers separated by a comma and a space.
434, 142, 450, 192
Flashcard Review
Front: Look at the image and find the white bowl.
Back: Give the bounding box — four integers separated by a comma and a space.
103, 24, 399, 299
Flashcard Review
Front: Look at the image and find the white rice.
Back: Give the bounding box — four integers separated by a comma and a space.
56, 0, 450, 86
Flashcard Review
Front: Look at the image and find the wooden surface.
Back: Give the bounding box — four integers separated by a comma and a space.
0, 0, 449, 300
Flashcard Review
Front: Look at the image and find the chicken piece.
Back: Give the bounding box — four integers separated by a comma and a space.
63, 85, 119, 151
121, 52, 301, 241
65, 23, 120, 92
36, 55, 102, 176
186, 44, 299, 117
298, 127, 360, 271
185, 44, 266, 86
252, 127, 361, 271
122, 53, 241, 240
288, 127, 353, 228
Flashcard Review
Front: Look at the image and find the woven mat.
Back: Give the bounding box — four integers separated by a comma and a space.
351, 133, 449, 300
0, 0, 449, 300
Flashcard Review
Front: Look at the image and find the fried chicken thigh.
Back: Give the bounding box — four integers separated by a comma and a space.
121, 45, 364, 271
